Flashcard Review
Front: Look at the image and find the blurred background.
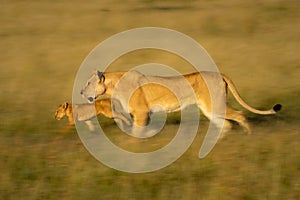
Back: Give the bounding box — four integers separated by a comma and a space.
1, 0, 299, 199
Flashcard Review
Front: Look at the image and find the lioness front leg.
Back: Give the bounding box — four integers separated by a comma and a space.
130, 111, 151, 138
113, 113, 132, 132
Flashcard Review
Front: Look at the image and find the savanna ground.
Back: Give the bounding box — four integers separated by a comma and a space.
1, 0, 300, 199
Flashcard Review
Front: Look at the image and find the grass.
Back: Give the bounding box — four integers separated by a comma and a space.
1, 0, 300, 199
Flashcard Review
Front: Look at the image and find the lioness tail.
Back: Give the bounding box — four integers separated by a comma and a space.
221, 74, 282, 115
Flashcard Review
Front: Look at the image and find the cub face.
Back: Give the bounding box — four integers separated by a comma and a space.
54, 102, 68, 120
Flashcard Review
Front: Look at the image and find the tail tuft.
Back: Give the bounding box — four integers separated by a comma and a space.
273, 104, 282, 112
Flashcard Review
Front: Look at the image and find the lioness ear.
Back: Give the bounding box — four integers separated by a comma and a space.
62, 102, 68, 110
97, 71, 103, 79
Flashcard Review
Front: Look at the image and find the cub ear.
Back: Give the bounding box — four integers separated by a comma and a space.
62, 102, 69, 110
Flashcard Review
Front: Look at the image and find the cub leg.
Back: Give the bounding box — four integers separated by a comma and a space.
85, 120, 95, 131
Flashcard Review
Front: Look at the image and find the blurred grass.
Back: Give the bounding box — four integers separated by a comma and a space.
1, 0, 300, 199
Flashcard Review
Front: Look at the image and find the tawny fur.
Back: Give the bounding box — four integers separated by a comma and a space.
55, 99, 130, 130
80, 70, 281, 134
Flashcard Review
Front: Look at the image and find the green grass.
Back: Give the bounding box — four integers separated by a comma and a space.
1, 0, 300, 199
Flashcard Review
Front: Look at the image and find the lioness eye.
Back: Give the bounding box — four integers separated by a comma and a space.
87, 82, 90, 85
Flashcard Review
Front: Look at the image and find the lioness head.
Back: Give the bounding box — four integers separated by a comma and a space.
80, 70, 106, 103
55, 102, 68, 120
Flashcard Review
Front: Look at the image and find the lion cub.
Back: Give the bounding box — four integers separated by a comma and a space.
55, 99, 130, 131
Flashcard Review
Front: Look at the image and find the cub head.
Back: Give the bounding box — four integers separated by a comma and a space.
55, 102, 69, 120
80, 70, 106, 103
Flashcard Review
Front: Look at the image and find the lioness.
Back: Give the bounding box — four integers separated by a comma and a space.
55, 98, 131, 131
80, 70, 281, 133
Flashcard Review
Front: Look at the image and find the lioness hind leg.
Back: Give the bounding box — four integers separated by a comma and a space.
198, 103, 251, 135
197, 104, 232, 136
225, 105, 251, 134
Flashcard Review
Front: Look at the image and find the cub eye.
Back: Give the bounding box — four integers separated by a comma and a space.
87, 82, 90, 85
